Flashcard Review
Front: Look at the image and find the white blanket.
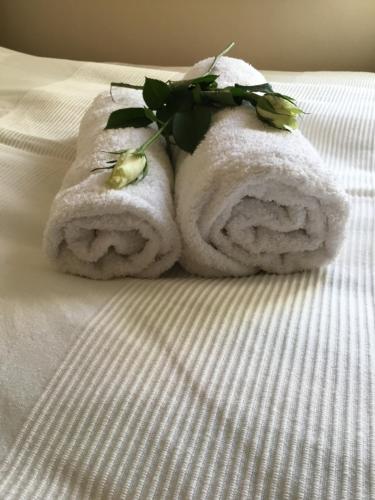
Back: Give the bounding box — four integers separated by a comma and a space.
175, 57, 349, 276
0, 47, 374, 500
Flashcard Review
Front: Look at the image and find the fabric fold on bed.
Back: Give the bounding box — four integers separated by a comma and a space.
174, 57, 349, 277
43, 89, 180, 279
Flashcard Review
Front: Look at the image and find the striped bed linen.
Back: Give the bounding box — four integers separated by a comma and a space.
0, 47, 374, 499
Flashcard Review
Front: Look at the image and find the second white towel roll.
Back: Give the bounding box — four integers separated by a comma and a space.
174, 57, 349, 277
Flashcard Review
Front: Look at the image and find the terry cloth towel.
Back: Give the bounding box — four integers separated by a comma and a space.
43, 89, 180, 279
174, 56, 349, 277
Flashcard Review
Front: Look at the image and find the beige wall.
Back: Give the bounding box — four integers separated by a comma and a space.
1, 0, 374, 71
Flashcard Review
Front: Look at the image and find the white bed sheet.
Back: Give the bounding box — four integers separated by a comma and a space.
0, 47, 374, 499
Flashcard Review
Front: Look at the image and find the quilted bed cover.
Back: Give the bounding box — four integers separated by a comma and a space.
0, 47, 374, 499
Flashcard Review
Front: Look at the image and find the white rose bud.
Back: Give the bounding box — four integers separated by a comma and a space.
254, 93, 304, 131
106, 149, 148, 189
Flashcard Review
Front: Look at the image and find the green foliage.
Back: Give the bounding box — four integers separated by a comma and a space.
100, 41, 304, 188
166, 85, 194, 113
200, 89, 237, 107
105, 107, 152, 129
105, 68, 293, 154
170, 74, 219, 91
143, 78, 170, 110
172, 106, 212, 153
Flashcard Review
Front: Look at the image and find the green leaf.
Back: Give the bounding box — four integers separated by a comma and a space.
172, 105, 212, 153
250, 93, 276, 112
105, 108, 152, 129
192, 85, 202, 104
143, 77, 170, 110
188, 74, 219, 88
200, 89, 237, 107
226, 86, 256, 106
156, 107, 174, 135
166, 86, 194, 113
169, 74, 219, 91
234, 83, 274, 93
230, 86, 278, 107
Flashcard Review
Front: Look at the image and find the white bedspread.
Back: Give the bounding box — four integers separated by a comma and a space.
0, 47, 374, 499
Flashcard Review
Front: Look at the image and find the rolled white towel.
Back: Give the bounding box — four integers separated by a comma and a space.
174, 57, 349, 277
44, 89, 180, 279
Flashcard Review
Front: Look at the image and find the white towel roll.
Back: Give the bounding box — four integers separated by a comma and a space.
174, 57, 349, 277
44, 89, 180, 279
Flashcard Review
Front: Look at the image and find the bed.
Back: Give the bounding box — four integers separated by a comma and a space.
0, 46, 374, 499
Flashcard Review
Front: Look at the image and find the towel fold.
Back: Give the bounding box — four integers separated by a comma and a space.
174, 57, 349, 277
44, 89, 180, 279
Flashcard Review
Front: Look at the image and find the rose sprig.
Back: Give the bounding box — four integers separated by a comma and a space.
96, 42, 304, 189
